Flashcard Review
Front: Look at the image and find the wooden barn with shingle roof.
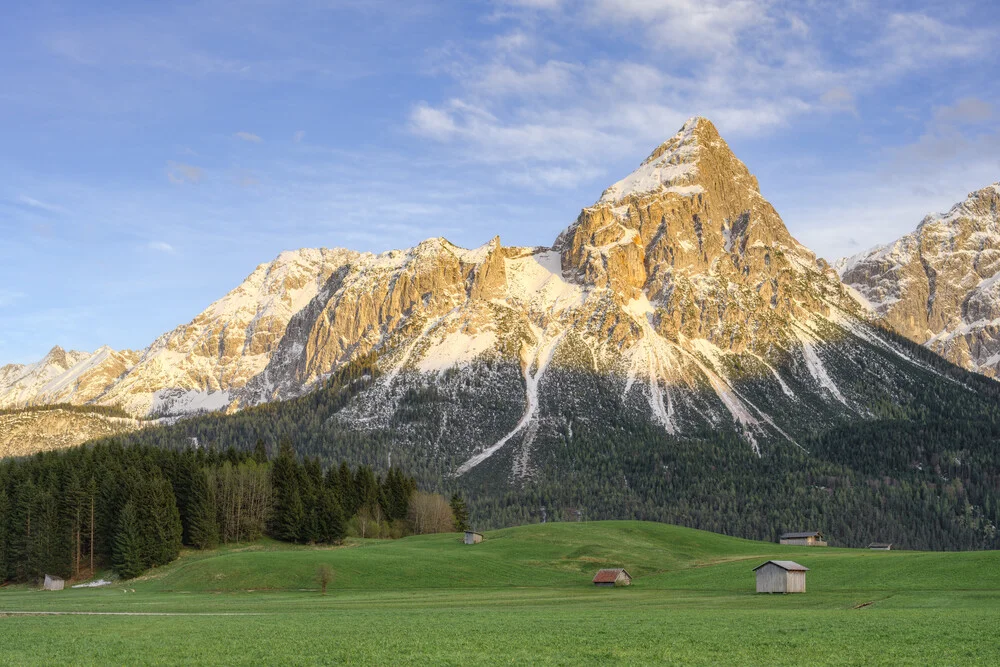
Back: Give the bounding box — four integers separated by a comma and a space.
592, 568, 631, 587
753, 560, 808, 593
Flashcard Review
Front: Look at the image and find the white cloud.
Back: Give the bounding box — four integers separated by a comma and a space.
17, 195, 65, 214
235, 131, 263, 143
166, 161, 204, 184
147, 241, 175, 253
293, 130, 306, 143
820, 87, 856, 114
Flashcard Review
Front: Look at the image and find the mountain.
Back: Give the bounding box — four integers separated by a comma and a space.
4, 118, 976, 458
9, 117, 999, 549
0, 406, 144, 459
837, 184, 1000, 377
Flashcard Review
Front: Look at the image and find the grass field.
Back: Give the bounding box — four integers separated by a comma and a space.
1, 522, 998, 665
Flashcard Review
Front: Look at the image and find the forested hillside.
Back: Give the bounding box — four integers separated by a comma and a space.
0, 438, 424, 583
71, 333, 1000, 552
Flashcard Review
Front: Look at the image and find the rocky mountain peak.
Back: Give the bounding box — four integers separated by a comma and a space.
839, 182, 1000, 376
557, 117, 854, 352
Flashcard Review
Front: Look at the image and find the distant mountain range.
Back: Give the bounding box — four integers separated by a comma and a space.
2, 118, 998, 467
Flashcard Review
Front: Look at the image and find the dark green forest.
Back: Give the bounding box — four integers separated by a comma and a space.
0, 440, 419, 583
69, 333, 1000, 553
5, 327, 1000, 571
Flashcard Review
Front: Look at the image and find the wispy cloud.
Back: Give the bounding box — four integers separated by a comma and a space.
235, 131, 262, 143
166, 161, 204, 184
146, 241, 175, 253
16, 195, 66, 214
293, 130, 306, 143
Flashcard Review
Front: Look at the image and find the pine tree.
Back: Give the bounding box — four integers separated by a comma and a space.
318, 489, 346, 544
450, 493, 470, 532
269, 441, 304, 542
0, 489, 9, 583
252, 439, 269, 464
149, 478, 183, 566
188, 469, 220, 549
113, 501, 145, 579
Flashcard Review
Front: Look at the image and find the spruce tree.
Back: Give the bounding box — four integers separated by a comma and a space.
188, 469, 220, 550
450, 493, 470, 532
0, 489, 8, 583
113, 502, 145, 579
252, 439, 268, 464
318, 489, 347, 544
270, 441, 304, 542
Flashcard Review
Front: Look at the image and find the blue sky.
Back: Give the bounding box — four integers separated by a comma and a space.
2, 0, 998, 364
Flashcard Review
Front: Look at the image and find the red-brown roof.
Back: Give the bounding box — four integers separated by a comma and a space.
593, 568, 630, 583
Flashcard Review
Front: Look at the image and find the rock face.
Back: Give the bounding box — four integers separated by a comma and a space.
1, 117, 965, 465
0, 408, 144, 459
838, 184, 1000, 376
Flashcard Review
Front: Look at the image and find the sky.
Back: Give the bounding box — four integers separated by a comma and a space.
1, 0, 998, 364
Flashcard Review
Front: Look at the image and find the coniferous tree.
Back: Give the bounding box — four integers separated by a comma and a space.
450, 493, 470, 532
113, 501, 144, 579
187, 468, 219, 549
337, 462, 357, 516
0, 489, 8, 583
270, 441, 304, 542
253, 439, 269, 464
317, 489, 347, 544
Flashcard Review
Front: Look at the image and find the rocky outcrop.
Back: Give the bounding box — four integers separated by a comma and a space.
838, 184, 1000, 376
2, 117, 968, 465
0, 408, 143, 458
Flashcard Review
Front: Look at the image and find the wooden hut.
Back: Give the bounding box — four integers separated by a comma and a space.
592, 568, 632, 587
43, 574, 65, 591
867, 543, 892, 550
753, 561, 808, 593
463, 531, 484, 545
779, 531, 827, 546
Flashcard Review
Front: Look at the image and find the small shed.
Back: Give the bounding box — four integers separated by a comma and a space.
464, 531, 484, 545
779, 531, 827, 546
867, 543, 892, 550
753, 561, 808, 593
592, 568, 632, 587
43, 574, 65, 591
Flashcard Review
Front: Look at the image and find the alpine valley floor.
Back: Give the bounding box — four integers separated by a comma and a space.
1, 522, 997, 666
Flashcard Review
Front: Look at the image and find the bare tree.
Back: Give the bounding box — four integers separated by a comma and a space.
407, 492, 455, 535
317, 564, 334, 595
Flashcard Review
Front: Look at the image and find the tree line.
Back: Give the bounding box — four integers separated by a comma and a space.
0, 439, 465, 583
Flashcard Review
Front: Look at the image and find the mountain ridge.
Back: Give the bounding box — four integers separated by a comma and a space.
1, 118, 991, 469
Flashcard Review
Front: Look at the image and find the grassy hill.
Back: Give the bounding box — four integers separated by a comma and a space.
134, 521, 1000, 594
2, 521, 999, 665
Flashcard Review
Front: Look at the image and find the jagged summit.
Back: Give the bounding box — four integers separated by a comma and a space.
839, 182, 1000, 375
4, 117, 970, 474
598, 117, 706, 204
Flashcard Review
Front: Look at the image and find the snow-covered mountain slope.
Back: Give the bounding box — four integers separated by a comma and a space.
837, 184, 1000, 376
2, 117, 980, 467
0, 346, 139, 408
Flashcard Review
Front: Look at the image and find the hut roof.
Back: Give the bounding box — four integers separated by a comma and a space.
465, 531, 483, 536
593, 568, 630, 583
779, 531, 823, 539
867, 543, 892, 548
753, 560, 809, 572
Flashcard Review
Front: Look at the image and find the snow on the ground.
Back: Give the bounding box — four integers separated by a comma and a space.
504, 251, 586, 312
150, 389, 232, 415
793, 326, 847, 405
417, 328, 497, 374
71, 579, 112, 588
598, 118, 703, 204
455, 326, 565, 476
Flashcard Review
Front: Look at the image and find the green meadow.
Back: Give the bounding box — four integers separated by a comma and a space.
1, 522, 998, 665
